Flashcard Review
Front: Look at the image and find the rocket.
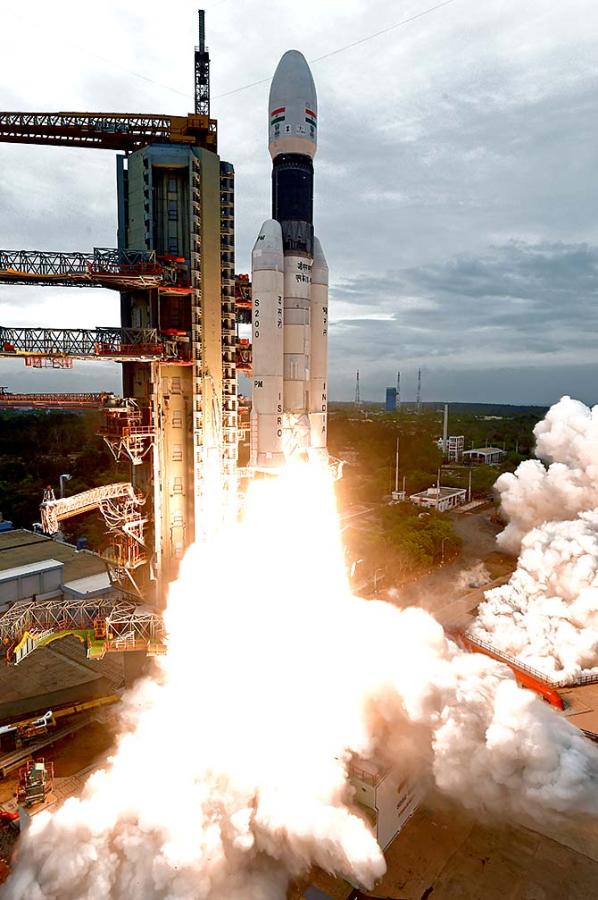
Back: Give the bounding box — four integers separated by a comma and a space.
250, 50, 329, 470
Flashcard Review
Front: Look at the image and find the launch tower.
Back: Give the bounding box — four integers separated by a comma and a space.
0, 11, 242, 603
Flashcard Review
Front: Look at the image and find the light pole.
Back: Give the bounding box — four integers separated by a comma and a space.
59, 473, 72, 499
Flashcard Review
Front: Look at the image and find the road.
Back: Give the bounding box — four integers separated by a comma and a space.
388, 507, 514, 623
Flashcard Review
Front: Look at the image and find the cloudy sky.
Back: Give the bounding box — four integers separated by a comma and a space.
0, 0, 596, 404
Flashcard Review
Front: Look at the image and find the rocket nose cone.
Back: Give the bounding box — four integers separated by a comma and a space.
252, 219, 284, 273
269, 49, 318, 160
270, 50, 316, 102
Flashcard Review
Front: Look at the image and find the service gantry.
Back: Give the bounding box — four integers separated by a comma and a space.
0, 10, 250, 602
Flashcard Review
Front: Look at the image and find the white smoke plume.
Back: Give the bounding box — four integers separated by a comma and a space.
455, 562, 491, 592
3, 465, 598, 899
496, 396, 598, 553
471, 512, 598, 680
472, 397, 598, 680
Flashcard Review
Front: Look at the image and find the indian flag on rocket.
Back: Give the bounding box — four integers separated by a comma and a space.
271, 106, 286, 125
305, 106, 317, 128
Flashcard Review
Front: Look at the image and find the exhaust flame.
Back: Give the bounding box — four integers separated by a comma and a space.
4, 463, 598, 898
473, 397, 598, 679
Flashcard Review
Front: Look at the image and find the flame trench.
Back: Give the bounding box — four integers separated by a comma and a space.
3, 462, 598, 899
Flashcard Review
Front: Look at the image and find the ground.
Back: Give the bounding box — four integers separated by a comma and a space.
382, 506, 514, 626
308, 803, 598, 900
0, 714, 118, 881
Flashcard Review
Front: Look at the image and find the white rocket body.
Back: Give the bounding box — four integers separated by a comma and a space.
251, 50, 329, 470
309, 237, 328, 460
250, 221, 285, 468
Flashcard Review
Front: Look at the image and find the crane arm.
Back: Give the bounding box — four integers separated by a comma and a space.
0, 112, 217, 151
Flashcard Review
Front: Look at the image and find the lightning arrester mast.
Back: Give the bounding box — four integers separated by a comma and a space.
396, 370, 401, 411
195, 9, 210, 116
354, 370, 361, 408
416, 368, 422, 413
443, 403, 449, 456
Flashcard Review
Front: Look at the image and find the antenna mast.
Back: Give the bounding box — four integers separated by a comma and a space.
354, 370, 361, 408
443, 403, 449, 456
195, 9, 210, 117
396, 370, 401, 411
416, 368, 422, 413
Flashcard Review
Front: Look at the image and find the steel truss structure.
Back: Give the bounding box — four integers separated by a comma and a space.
0, 593, 166, 665
100, 400, 156, 465
41, 484, 148, 594
0, 390, 118, 409
194, 11, 210, 118
0, 247, 161, 290
0, 326, 177, 362
40, 483, 144, 535
0, 112, 217, 152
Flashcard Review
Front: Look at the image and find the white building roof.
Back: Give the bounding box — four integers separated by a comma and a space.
463, 447, 504, 455
0, 559, 63, 583
63, 572, 112, 597
411, 486, 467, 500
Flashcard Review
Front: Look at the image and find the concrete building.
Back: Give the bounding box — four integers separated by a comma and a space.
384, 387, 397, 412
446, 435, 464, 461
117, 139, 236, 595
410, 485, 467, 512
0, 530, 108, 585
348, 759, 421, 850
463, 447, 505, 465
436, 434, 465, 461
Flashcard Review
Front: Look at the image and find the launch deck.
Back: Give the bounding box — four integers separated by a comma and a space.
307, 803, 598, 899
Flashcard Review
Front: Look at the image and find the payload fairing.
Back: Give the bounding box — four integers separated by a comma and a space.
251, 51, 328, 470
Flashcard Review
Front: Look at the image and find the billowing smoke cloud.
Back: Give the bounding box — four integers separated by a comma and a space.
4, 466, 598, 899
455, 561, 491, 592
496, 396, 598, 553
472, 512, 598, 679
472, 397, 598, 680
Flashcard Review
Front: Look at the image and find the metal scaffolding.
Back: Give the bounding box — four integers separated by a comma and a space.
0, 326, 172, 362
0, 593, 166, 665
235, 338, 252, 373
195, 10, 210, 118
100, 400, 156, 465
41, 484, 148, 594
0, 112, 217, 152
0, 247, 162, 290
40, 483, 143, 532
0, 389, 119, 409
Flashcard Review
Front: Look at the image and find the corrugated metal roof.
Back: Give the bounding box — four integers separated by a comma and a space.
0, 529, 107, 582
0, 558, 63, 582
